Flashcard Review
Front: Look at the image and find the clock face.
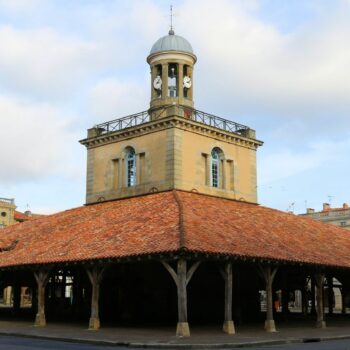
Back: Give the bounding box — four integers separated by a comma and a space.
153, 76, 162, 90
183, 75, 192, 89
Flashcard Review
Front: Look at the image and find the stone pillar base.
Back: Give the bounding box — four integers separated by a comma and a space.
264, 319, 276, 332
176, 322, 190, 337
88, 317, 100, 330
223, 320, 235, 334
316, 320, 326, 328
34, 313, 46, 327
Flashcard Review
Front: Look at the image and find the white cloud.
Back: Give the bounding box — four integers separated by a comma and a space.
0, 0, 43, 12
259, 138, 350, 184
0, 95, 79, 183
178, 0, 350, 122
88, 78, 149, 123
0, 25, 113, 99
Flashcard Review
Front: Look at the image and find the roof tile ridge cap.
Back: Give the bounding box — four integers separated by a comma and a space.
172, 190, 186, 250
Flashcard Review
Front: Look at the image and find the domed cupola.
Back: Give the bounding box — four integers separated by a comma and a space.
150, 30, 195, 56
147, 30, 197, 117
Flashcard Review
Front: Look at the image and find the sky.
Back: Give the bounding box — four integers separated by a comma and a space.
0, 0, 349, 215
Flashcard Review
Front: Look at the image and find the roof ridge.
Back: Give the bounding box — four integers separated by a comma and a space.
172, 190, 186, 250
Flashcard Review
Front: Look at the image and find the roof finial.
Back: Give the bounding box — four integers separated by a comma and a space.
169, 5, 175, 35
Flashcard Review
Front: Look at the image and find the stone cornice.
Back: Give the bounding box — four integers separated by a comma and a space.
80, 116, 263, 151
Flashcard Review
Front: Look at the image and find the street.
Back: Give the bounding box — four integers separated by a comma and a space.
2, 336, 350, 350
249, 339, 350, 349
0, 335, 125, 350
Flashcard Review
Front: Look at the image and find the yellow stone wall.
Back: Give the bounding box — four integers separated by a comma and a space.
84, 118, 259, 204
0, 199, 16, 227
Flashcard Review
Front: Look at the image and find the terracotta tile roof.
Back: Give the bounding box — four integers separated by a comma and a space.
0, 192, 180, 267
14, 211, 31, 222
14, 211, 44, 222
1, 191, 350, 269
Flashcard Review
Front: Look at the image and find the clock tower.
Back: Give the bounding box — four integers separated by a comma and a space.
81, 30, 263, 205
147, 29, 196, 119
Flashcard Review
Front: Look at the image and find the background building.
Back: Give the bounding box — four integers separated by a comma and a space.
301, 203, 350, 230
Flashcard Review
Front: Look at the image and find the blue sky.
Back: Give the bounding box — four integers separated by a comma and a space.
0, 0, 349, 214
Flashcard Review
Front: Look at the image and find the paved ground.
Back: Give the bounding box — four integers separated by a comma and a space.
0, 335, 122, 350
2, 336, 350, 350
1, 317, 350, 348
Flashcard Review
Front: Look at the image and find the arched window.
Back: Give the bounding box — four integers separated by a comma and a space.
126, 147, 136, 187
211, 148, 222, 188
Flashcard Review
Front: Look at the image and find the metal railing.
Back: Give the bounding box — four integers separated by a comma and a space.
95, 111, 150, 134
94, 106, 250, 136
0, 198, 15, 205
191, 109, 249, 134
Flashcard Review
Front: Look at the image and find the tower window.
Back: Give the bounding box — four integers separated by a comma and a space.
211, 148, 223, 188
168, 63, 177, 97
126, 148, 136, 187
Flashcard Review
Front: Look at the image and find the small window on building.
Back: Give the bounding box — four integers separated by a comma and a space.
126, 147, 136, 187
340, 221, 347, 227
211, 147, 223, 188
1, 212, 6, 217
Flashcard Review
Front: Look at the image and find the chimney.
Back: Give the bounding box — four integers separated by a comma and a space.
323, 203, 330, 211
307, 208, 315, 214
343, 203, 349, 209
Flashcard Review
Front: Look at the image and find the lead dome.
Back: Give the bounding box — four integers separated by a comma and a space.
150, 30, 194, 55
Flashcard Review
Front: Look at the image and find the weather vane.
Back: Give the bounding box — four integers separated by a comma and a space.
169, 5, 175, 34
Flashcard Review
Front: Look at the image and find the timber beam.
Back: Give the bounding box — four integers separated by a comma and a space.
86, 266, 105, 330
315, 272, 326, 328
162, 259, 200, 337
258, 264, 278, 332
33, 268, 51, 327
219, 262, 235, 334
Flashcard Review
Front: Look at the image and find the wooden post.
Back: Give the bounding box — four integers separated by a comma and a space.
281, 273, 289, 320
259, 265, 278, 332
177, 259, 188, 336
86, 266, 105, 330
315, 273, 326, 328
341, 288, 346, 314
302, 285, 308, 316
34, 269, 51, 327
12, 284, 21, 314
327, 276, 333, 316
220, 262, 235, 334
311, 278, 316, 315
162, 259, 200, 337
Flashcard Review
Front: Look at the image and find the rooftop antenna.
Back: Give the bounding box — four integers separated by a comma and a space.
169, 5, 175, 35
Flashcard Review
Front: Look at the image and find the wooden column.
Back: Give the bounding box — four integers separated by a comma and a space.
315, 273, 326, 328
34, 269, 51, 327
327, 276, 333, 316
259, 265, 278, 332
162, 259, 200, 337
302, 284, 308, 316
12, 284, 21, 314
310, 278, 316, 315
281, 272, 289, 320
220, 262, 235, 334
341, 288, 346, 314
86, 266, 105, 330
